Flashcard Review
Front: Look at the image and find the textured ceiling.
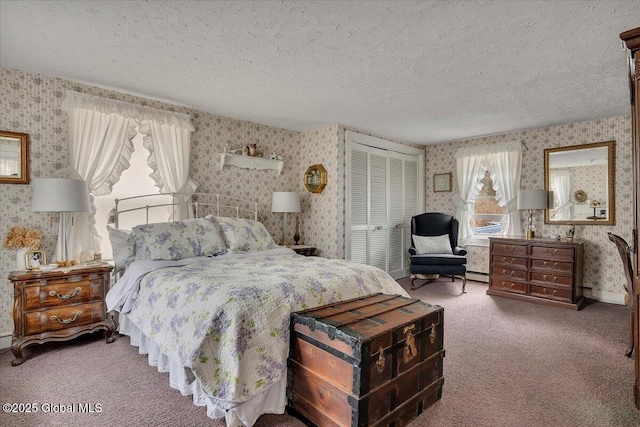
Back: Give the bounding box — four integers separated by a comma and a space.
1, 1, 639, 144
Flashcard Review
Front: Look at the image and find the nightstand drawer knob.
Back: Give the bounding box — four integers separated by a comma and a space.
49, 287, 82, 300
50, 311, 82, 324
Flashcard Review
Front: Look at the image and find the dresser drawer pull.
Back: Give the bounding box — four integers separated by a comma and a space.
502, 257, 514, 264
501, 281, 515, 289
504, 245, 516, 252
375, 346, 386, 373
543, 261, 559, 268
50, 311, 82, 324
544, 248, 559, 256
49, 287, 82, 300
542, 288, 557, 296
542, 275, 558, 283
501, 269, 516, 277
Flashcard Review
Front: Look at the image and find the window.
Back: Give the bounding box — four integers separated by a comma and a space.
473, 171, 506, 238
93, 133, 172, 260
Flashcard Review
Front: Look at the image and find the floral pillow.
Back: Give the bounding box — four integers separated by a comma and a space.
211, 216, 277, 252
131, 217, 227, 261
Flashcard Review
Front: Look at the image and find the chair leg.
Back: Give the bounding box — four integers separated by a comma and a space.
626, 309, 634, 358
462, 276, 467, 294
410, 275, 417, 291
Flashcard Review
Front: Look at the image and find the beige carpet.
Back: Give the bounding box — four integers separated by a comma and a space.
1, 277, 638, 426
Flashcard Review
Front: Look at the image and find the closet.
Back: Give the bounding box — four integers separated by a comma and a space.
345, 131, 425, 279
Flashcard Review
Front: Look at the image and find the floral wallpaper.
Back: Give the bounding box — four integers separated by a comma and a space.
569, 164, 608, 217
0, 67, 301, 337
424, 116, 633, 298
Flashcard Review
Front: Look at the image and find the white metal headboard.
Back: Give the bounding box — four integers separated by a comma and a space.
111, 192, 259, 229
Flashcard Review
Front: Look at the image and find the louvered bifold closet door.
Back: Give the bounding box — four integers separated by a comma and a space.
388, 156, 404, 278
403, 159, 419, 276
350, 148, 369, 264
369, 150, 388, 271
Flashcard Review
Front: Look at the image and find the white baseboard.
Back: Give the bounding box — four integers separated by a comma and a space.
0, 332, 12, 350
467, 271, 489, 283
583, 288, 626, 305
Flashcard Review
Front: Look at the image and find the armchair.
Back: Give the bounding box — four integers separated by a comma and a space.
409, 212, 467, 293
608, 232, 635, 357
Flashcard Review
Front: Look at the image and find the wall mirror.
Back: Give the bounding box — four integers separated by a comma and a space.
544, 140, 615, 225
0, 130, 29, 184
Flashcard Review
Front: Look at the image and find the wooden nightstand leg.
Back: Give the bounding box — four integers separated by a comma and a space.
105, 313, 116, 344
11, 339, 25, 366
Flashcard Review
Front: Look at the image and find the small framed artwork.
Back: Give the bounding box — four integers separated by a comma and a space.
304, 164, 327, 194
25, 250, 46, 270
433, 173, 452, 192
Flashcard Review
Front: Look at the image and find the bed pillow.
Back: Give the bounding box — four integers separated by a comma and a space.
212, 216, 277, 252
131, 217, 227, 261
107, 225, 135, 273
412, 234, 453, 255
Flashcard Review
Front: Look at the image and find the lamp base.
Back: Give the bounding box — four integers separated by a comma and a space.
526, 229, 535, 239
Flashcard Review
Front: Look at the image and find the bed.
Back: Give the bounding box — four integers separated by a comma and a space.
105, 193, 410, 427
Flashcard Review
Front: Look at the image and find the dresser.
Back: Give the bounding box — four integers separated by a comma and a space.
9, 264, 115, 366
487, 237, 584, 310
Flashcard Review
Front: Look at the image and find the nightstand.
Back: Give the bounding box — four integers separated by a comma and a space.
8, 264, 115, 366
286, 245, 317, 256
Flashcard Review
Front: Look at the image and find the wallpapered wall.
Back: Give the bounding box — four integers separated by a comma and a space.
0, 67, 302, 337
424, 116, 633, 300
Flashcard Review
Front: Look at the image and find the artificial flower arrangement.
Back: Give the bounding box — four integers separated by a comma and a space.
3, 226, 43, 250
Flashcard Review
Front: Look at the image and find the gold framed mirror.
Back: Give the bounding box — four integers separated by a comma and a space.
0, 130, 29, 184
304, 164, 327, 194
544, 140, 615, 225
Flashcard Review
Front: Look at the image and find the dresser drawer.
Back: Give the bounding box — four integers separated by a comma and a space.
491, 267, 527, 281
24, 279, 103, 310
530, 259, 573, 272
530, 272, 573, 287
490, 278, 527, 294
24, 301, 105, 335
529, 285, 572, 303
491, 255, 528, 269
531, 245, 574, 260
491, 242, 527, 256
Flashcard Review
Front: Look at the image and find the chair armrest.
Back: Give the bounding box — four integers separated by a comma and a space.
408, 247, 417, 256
453, 246, 467, 256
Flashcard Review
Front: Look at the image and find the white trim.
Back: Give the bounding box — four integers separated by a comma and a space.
0, 332, 12, 350
345, 131, 425, 156
583, 288, 626, 305
467, 271, 489, 283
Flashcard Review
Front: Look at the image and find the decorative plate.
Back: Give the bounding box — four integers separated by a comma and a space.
574, 190, 587, 203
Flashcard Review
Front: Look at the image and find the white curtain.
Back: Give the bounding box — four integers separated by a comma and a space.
454, 150, 484, 244
486, 142, 523, 237
139, 120, 198, 220
61, 91, 195, 261
61, 94, 138, 261
551, 171, 571, 219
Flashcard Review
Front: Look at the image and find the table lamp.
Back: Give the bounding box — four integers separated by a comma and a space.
271, 192, 300, 245
517, 189, 550, 239
32, 178, 91, 263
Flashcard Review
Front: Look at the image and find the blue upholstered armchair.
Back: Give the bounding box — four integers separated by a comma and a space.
408, 213, 468, 293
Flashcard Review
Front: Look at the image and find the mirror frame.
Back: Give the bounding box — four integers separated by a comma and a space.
544, 140, 615, 225
0, 130, 30, 185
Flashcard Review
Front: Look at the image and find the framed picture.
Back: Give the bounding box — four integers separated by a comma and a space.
25, 250, 46, 270
433, 173, 452, 192
304, 164, 327, 194
0, 130, 29, 185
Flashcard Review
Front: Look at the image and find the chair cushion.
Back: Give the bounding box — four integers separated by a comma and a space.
413, 234, 452, 254
411, 253, 467, 266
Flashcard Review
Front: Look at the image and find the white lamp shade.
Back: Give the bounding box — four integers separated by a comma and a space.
31, 178, 91, 212
271, 192, 300, 213
517, 189, 548, 210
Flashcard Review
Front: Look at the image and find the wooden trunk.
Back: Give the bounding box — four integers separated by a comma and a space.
287, 293, 444, 427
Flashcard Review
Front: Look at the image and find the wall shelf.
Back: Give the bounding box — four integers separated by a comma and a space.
219, 153, 284, 175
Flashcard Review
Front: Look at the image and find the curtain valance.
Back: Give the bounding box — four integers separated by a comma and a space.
61, 91, 195, 131
455, 141, 523, 158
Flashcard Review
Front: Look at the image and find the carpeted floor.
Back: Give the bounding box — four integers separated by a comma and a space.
1, 278, 639, 427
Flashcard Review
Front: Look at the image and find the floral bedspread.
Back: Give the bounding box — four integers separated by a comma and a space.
121, 251, 409, 404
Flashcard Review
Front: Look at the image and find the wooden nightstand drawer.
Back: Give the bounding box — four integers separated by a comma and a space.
24, 301, 105, 335
24, 279, 103, 310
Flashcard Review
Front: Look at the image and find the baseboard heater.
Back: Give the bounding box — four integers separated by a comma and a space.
467, 271, 489, 283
